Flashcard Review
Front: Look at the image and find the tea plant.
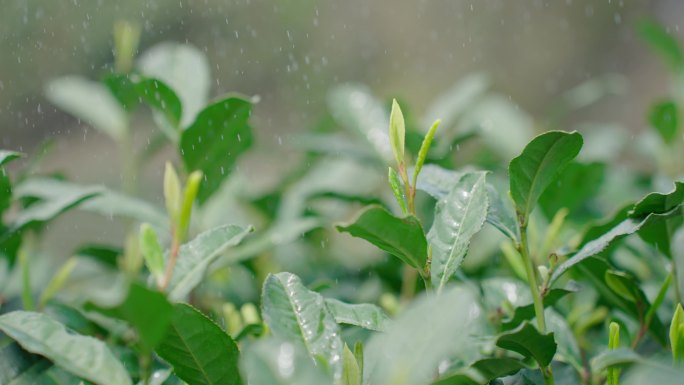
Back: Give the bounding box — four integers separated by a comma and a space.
1, 20, 684, 385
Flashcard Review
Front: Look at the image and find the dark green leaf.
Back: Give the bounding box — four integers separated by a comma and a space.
136, 78, 183, 128
630, 181, 683, 218
496, 322, 557, 367
502, 289, 574, 331
550, 207, 682, 284
509, 131, 583, 223
0, 150, 24, 167
324, 298, 390, 332
73, 244, 121, 268
86, 282, 173, 353
168, 225, 253, 301
336, 205, 428, 270
261, 272, 342, 380
0, 311, 132, 385
429, 172, 489, 290
102, 73, 139, 111
604, 270, 646, 304
649, 100, 679, 144
538, 161, 605, 220
638, 19, 684, 71
156, 303, 242, 385
180, 97, 253, 203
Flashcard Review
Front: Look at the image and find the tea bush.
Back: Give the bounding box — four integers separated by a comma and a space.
1, 20, 683, 385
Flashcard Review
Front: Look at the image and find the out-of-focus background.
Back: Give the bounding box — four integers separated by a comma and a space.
3, 1, 684, 147
1, 0, 682, 258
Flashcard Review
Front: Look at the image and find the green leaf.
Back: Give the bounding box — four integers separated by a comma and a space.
672, 304, 684, 362
15, 178, 168, 229
138, 42, 210, 127
429, 172, 489, 290
0, 150, 24, 167
180, 97, 253, 204
413, 164, 463, 200
87, 282, 173, 354
501, 288, 574, 331
135, 77, 183, 128
168, 225, 253, 301
412, 119, 440, 186
550, 207, 682, 284
638, 19, 684, 71
388, 167, 408, 215
0, 311, 132, 385
240, 338, 331, 385
327, 84, 392, 162
102, 73, 139, 111
630, 181, 684, 218
433, 357, 526, 385
340, 343, 362, 385
163, 162, 182, 224
496, 322, 557, 367
364, 287, 482, 385
261, 272, 343, 380
486, 184, 520, 242
8, 184, 101, 232
324, 298, 391, 332
604, 270, 646, 304
538, 161, 605, 221
139, 224, 164, 284
509, 131, 583, 223
156, 303, 242, 385
623, 363, 684, 385
0, 342, 46, 384
44, 76, 127, 141
389, 99, 406, 167
649, 100, 679, 144
590, 348, 641, 374
336, 205, 428, 270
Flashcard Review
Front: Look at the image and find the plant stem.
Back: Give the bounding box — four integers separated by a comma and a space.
159, 229, 180, 291
672, 256, 683, 306
519, 226, 546, 332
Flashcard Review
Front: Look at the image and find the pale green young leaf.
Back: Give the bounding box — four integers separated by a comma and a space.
139, 223, 164, 284
0, 150, 24, 167
261, 272, 343, 381
508, 131, 583, 224
388, 167, 407, 215
429, 172, 489, 291
411, 119, 440, 187
177, 170, 202, 241
389, 99, 405, 167
0, 311, 132, 385
672, 304, 684, 362
38, 258, 78, 308
340, 343, 361, 385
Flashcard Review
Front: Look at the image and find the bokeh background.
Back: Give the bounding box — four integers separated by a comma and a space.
1, 0, 682, 259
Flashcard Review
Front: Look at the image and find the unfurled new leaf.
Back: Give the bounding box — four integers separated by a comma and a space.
509, 131, 583, 224
389, 99, 406, 167
336, 205, 428, 270
388, 167, 408, 215
139, 223, 164, 284
412, 119, 440, 186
